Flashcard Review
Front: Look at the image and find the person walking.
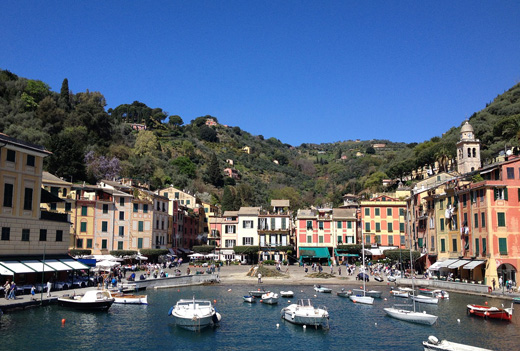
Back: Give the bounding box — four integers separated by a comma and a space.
31, 285, 36, 300
3, 281, 10, 300
492, 278, 496, 291
257, 272, 262, 283
8, 281, 17, 300
46, 280, 52, 297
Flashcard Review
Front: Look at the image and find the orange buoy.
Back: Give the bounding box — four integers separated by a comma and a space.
61, 318, 66, 325
213, 299, 217, 303
470, 309, 474, 313
485, 301, 488, 305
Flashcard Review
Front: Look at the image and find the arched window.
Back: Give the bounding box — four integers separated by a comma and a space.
467, 148, 471, 158
472, 148, 476, 157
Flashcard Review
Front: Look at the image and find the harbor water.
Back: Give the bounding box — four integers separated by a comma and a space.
1, 284, 518, 351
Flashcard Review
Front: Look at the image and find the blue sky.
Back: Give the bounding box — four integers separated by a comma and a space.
1, 1, 519, 146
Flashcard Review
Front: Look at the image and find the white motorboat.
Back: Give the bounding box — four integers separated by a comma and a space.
168, 297, 221, 331
352, 288, 382, 298
261, 292, 279, 304
384, 307, 438, 325
390, 289, 409, 298
57, 290, 115, 311
313, 285, 332, 293
432, 290, 450, 299
349, 294, 374, 305
281, 299, 329, 328
412, 295, 439, 304
243, 295, 256, 303
280, 290, 294, 297
113, 293, 148, 305
387, 276, 397, 282
422, 335, 493, 351
336, 288, 352, 297
249, 289, 269, 297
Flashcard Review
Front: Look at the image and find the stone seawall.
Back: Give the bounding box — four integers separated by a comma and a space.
122, 273, 219, 290
397, 278, 490, 294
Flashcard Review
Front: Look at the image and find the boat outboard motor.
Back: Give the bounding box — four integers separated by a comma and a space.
428, 336, 439, 345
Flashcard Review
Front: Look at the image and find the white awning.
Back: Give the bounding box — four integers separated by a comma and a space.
60, 258, 90, 270
364, 248, 384, 256
45, 259, 75, 271
447, 259, 471, 269
21, 260, 56, 273
0, 264, 13, 275
437, 259, 459, 269
462, 260, 486, 270
427, 261, 443, 271
219, 250, 234, 255
0, 261, 36, 274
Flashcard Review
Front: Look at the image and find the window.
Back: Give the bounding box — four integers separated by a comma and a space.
307, 235, 312, 243
480, 189, 484, 202
506, 167, 514, 179
138, 238, 143, 249
225, 240, 236, 248
3, 183, 13, 207
102, 221, 108, 232
39, 229, 47, 241
375, 235, 381, 244
474, 213, 478, 228
387, 208, 392, 216
56, 230, 63, 242
6, 149, 15, 162
306, 221, 313, 230
365, 234, 370, 244
440, 218, 445, 231
388, 235, 393, 246
318, 221, 324, 230
431, 235, 435, 250
143, 204, 148, 213
119, 211, 125, 220
76, 239, 83, 248
186, 200, 190, 205
22, 229, 30, 241
439, 199, 444, 209
418, 238, 423, 248
118, 241, 123, 250
481, 212, 486, 227
497, 212, 506, 227
494, 188, 508, 201
103, 204, 109, 214
133, 203, 139, 212
375, 223, 381, 232
86, 239, 92, 248
337, 221, 343, 229
27, 154, 35, 167
388, 223, 393, 232
243, 220, 254, 229
50, 203, 57, 211
65, 202, 72, 211
319, 235, 323, 243
271, 218, 276, 229
281, 218, 287, 230
475, 238, 479, 256
338, 235, 343, 244
452, 215, 458, 230
1, 227, 10, 241
462, 194, 467, 207
138, 221, 144, 232
225, 225, 236, 234
347, 221, 352, 229
81, 206, 88, 216
62, 188, 67, 197
365, 222, 371, 232
101, 239, 107, 249
482, 238, 487, 255
499, 238, 507, 255
464, 213, 467, 225
119, 226, 124, 236
80, 222, 87, 232
174, 192, 179, 199
400, 235, 405, 246
452, 238, 457, 252
24, 188, 33, 210
440, 238, 446, 252
365, 208, 370, 216
243, 237, 253, 245
375, 208, 380, 216
399, 208, 405, 216
399, 223, 404, 232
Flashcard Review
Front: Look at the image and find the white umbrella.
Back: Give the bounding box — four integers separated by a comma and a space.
96, 260, 121, 269
188, 253, 204, 259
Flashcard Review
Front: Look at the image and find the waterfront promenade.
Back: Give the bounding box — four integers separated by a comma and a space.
1, 263, 518, 313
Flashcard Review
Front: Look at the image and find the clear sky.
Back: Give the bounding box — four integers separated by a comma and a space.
1, 1, 519, 146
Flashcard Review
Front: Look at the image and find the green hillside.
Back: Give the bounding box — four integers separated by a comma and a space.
1, 69, 519, 211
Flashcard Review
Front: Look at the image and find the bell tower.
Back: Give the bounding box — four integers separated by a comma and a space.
456, 121, 481, 174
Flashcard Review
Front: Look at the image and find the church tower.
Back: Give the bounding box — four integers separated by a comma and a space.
456, 121, 481, 174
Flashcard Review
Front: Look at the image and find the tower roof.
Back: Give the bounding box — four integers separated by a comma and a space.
461, 121, 474, 134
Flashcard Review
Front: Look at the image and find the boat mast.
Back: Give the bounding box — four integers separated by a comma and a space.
362, 230, 366, 296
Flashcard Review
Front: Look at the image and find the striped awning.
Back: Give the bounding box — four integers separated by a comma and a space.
462, 260, 486, 270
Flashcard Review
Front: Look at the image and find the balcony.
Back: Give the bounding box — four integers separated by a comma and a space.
40, 210, 69, 223
209, 230, 220, 239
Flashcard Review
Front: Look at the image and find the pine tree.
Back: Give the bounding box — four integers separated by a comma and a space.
58, 78, 70, 111
205, 153, 224, 188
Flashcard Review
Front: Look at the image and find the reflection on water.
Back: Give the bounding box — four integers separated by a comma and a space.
1, 284, 518, 351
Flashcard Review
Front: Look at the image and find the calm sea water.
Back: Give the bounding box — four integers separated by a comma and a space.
1, 284, 518, 351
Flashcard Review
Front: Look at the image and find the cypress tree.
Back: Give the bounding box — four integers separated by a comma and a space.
205, 153, 224, 188
59, 78, 70, 111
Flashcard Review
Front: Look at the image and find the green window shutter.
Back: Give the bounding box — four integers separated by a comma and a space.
499, 238, 507, 254
376, 223, 380, 232
102, 221, 108, 232
481, 212, 486, 227
387, 208, 392, 216
475, 239, 479, 256
418, 238, 423, 248
375, 235, 381, 244
307, 221, 312, 230
375, 208, 380, 216
281, 218, 286, 230
497, 213, 506, 227
474, 213, 478, 228
307, 235, 312, 243
388, 223, 393, 232
319, 236, 323, 243
365, 234, 370, 244
440, 218, 445, 231
365, 208, 370, 216
504, 188, 508, 201
452, 238, 457, 252
81, 206, 87, 216
86, 239, 92, 248
102, 239, 107, 249
365, 222, 370, 232
482, 238, 486, 254
80, 222, 87, 232
271, 218, 275, 229
388, 235, 393, 246
118, 241, 123, 250
347, 221, 352, 229
138, 221, 144, 232
494, 188, 499, 200
337, 221, 342, 229
319, 221, 324, 230
441, 239, 445, 252
138, 238, 143, 249
399, 223, 404, 232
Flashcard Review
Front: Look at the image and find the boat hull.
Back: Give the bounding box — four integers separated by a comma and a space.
57, 298, 114, 311
173, 314, 216, 331
281, 309, 329, 327
249, 290, 268, 297
113, 295, 148, 305
412, 295, 439, 304
280, 291, 294, 297
423, 337, 493, 351
352, 288, 382, 298
349, 295, 374, 305
384, 307, 438, 325
467, 304, 512, 321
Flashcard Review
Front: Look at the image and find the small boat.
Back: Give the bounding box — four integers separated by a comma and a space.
57, 290, 115, 311
352, 288, 382, 298
113, 293, 148, 305
422, 335, 493, 351
349, 294, 374, 305
313, 285, 332, 293
384, 307, 438, 325
419, 288, 434, 295
387, 276, 397, 282
281, 299, 329, 328
412, 295, 439, 304
168, 297, 221, 331
243, 295, 256, 303
467, 304, 513, 321
513, 297, 520, 304
261, 292, 279, 305
399, 287, 414, 293
280, 290, 294, 298
249, 289, 269, 297
432, 290, 450, 299
336, 288, 352, 297
390, 290, 409, 298
374, 275, 384, 282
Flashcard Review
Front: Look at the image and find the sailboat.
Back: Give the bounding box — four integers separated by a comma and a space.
349, 232, 374, 305
383, 228, 437, 325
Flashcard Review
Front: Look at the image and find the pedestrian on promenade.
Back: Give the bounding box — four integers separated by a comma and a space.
47, 281, 52, 297
492, 278, 496, 291
8, 281, 16, 300
499, 276, 503, 289
338, 266, 341, 276
258, 272, 262, 283
3, 281, 10, 299
31, 285, 36, 300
